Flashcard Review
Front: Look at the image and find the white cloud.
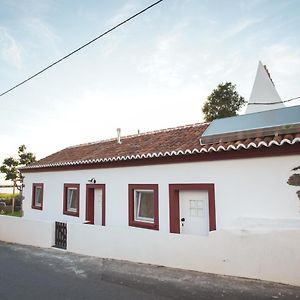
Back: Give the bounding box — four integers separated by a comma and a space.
263, 44, 300, 74
221, 18, 261, 41
23, 17, 61, 55
3, 0, 54, 16
261, 43, 300, 104
106, 1, 139, 27
0, 27, 22, 68
138, 23, 188, 87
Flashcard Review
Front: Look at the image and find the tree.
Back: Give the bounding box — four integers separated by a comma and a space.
202, 82, 246, 122
0, 145, 36, 213
287, 166, 300, 200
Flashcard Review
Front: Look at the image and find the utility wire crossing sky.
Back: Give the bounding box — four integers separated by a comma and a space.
0, 0, 300, 180
0, 0, 165, 98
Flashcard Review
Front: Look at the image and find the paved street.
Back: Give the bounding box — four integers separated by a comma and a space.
0, 241, 299, 300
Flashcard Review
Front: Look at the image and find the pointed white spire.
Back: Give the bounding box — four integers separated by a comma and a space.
245, 61, 285, 114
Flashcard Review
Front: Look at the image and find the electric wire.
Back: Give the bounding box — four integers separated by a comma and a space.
247, 96, 300, 105
0, 0, 165, 97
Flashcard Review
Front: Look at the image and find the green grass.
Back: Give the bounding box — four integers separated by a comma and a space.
3, 211, 22, 217
0, 193, 20, 199
0, 193, 22, 206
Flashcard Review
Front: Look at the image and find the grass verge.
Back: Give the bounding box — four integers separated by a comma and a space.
1, 211, 22, 217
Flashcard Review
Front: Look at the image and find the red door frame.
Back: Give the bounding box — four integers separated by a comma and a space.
169, 183, 216, 234
86, 184, 106, 226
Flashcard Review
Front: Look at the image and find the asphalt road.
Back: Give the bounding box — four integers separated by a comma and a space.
0, 241, 299, 300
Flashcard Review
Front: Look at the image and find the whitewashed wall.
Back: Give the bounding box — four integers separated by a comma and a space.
0, 215, 54, 247
22, 154, 300, 230
2, 154, 300, 286
67, 224, 300, 286
1, 215, 299, 285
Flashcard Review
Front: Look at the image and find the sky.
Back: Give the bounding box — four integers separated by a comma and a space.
1, 0, 300, 183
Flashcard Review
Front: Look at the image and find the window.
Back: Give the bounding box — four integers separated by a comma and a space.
32, 183, 44, 210
128, 184, 159, 230
63, 184, 80, 217
190, 200, 204, 217
135, 190, 154, 222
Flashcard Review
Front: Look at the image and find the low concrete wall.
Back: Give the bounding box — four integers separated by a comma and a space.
0, 216, 53, 248
0, 216, 299, 286
68, 224, 300, 286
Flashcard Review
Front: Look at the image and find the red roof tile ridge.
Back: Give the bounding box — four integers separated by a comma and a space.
21, 133, 300, 170
66, 122, 209, 149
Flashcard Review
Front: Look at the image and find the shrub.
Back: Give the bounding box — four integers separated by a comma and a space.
0, 193, 22, 206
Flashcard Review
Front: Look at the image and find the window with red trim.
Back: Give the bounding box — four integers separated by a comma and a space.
32, 183, 44, 210
128, 184, 159, 230
63, 184, 80, 217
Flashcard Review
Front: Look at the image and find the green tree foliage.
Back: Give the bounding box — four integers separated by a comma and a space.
202, 82, 246, 122
0, 145, 35, 214
287, 166, 300, 199
0, 145, 36, 183
18, 145, 36, 166
0, 157, 19, 181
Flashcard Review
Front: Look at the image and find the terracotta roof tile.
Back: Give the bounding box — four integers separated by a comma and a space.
264, 136, 273, 144
273, 135, 282, 143
23, 122, 300, 170
254, 137, 263, 144
283, 134, 294, 141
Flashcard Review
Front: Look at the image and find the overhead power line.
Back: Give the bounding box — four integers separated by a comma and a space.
247, 96, 300, 105
0, 0, 165, 97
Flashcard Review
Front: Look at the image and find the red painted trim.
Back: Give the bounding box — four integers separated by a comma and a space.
128, 184, 159, 230
86, 187, 94, 224
63, 183, 80, 217
31, 183, 44, 210
85, 184, 106, 226
169, 183, 216, 234
21, 143, 300, 173
169, 186, 180, 233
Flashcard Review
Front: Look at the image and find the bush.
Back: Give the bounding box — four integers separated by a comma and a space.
0, 193, 22, 206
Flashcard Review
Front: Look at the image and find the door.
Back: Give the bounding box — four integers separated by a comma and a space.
86, 185, 104, 225
93, 189, 102, 225
179, 190, 209, 235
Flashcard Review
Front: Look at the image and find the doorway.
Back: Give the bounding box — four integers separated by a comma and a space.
86, 184, 105, 226
169, 183, 216, 235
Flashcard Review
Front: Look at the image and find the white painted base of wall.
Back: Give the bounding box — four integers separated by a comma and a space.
1, 216, 299, 287
67, 224, 300, 287
0, 215, 54, 248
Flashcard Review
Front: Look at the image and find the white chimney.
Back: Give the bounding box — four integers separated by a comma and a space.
245, 61, 284, 114
117, 128, 121, 144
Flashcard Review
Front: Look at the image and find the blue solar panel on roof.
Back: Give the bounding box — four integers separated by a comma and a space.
200, 105, 300, 145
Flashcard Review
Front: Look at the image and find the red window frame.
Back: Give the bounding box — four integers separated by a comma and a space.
31, 183, 44, 210
63, 183, 80, 217
128, 184, 159, 230
169, 183, 216, 234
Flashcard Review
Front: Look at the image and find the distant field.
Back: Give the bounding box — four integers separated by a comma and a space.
0, 193, 20, 199
0, 187, 13, 194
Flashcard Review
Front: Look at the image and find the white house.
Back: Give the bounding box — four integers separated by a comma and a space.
21, 105, 300, 230
12, 63, 300, 286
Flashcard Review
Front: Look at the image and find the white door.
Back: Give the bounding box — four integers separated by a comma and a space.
179, 190, 209, 236
94, 189, 102, 225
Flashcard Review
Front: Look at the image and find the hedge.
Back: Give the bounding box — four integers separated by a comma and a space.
0, 193, 23, 206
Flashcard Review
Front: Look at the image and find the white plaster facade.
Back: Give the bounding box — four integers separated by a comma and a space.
0, 153, 298, 286
22, 154, 300, 231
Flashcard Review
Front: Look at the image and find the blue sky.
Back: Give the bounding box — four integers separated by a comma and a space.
1, 0, 300, 179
